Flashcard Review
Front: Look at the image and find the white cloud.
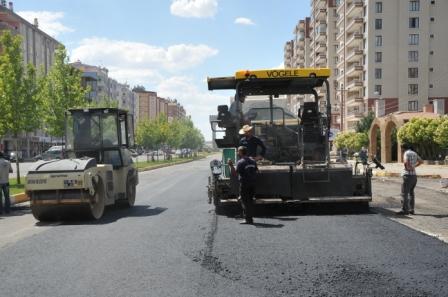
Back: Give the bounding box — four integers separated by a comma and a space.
234, 17, 255, 26
170, 0, 218, 18
71, 38, 218, 72
17, 11, 73, 37
70, 37, 218, 88
157, 76, 229, 140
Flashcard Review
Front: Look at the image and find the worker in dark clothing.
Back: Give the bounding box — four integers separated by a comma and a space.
239, 125, 266, 161
228, 146, 258, 224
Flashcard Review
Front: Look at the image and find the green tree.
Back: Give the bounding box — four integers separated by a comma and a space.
397, 117, 441, 160
86, 95, 119, 108
0, 31, 42, 183
38, 45, 88, 137
434, 116, 448, 149
334, 132, 368, 154
355, 111, 375, 134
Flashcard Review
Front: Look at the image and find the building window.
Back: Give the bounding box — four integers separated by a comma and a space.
375, 68, 382, 79
375, 35, 383, 46
429, 67, 434, 72
375, 85, 382, 95
375, 19, 383, 30
375, 2, 383, 13
430, 34, 434, 38
409, 34, 419, 45
430, 50, 434, 55
408, 101, 418, 111
408, 84, 419, 95
408, 67, 419, 78
429, 84, 434, 88
375, 52, 382, 62
430, 17, 435, 22
409, 17, 419, 28
409, 0, 420, 11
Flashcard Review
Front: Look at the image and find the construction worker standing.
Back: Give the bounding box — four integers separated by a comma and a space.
228, 146, 258, 224
239, 125, 266, 161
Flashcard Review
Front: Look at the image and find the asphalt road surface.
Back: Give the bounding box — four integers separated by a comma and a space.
0, 157, 447, 297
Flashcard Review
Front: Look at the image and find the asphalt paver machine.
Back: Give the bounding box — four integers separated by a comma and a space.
26, 108, 139, 221
207, 68, 377, 211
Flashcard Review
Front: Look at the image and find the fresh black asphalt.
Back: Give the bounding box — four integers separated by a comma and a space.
0, 157, 447, 296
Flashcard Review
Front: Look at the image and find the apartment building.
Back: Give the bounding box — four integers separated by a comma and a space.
284, 0, 341, 128
135, 91, 158, 122
0, 2, 61, 74
70, 61, 136, 115
336, 0, 448, 130
284, 40, 294, 68
285, 0, 448, 131
167, 101, 186, 122
0, 2, 62, 157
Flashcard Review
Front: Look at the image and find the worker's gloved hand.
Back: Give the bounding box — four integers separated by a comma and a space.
227, 159, 234, 166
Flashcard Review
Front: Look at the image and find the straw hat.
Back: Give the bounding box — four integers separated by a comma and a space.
239, 124, 253, 135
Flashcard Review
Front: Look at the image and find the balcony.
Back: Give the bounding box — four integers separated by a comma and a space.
346, 110, 365, 121
346, 0, 364, 18
337, 57, 345, 68
315, 0, 326, 10
337, 43, 345, 55
336, 29, 345, 42
346, 96, 365, 106
346, 32, 363, 47
337, 14, 345, 27
346, 17, 364, 33
316, 43, 327, 53
345, 64, 363, 78
346, 79, 363, 90
336, 2, 345, 14
315, 54, 327, 66
346, 48, 363, 62
316, 8, 327, 21
316, 32, 327, 43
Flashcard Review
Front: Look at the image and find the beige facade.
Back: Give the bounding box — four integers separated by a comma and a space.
136, 91, 158, 122
285, 0, 448, 132
0, 3, 62, 157
0, 3, 61, 74
337, 0, 448, 130
284, 0, 340, 128
167, 101, 186, 122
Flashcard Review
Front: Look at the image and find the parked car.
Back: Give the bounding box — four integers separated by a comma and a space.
9, 151, 23, 162
34, 146, 64, 161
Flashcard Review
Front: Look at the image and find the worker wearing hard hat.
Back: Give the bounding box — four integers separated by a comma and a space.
239, 125, 266, 161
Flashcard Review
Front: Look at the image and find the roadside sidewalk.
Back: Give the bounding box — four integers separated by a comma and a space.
373, 162, 448, 179
372, 176, 448, 243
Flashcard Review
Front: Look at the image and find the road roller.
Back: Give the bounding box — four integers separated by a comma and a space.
25, 108, 139, 221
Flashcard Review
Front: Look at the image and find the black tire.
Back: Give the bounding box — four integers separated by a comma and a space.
125, 174, 136, 208
88, 178, 105, 220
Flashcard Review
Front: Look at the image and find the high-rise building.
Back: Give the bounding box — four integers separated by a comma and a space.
336, 0, 448, 130
284, 0, 340, 128
167, 101, 186, 122
135, 91, 158, 122
0, 2, 61, 74
70, 61, 136, 115
285, 0, 448, 131
283, 40, 294, 68
0, 2, 62, 157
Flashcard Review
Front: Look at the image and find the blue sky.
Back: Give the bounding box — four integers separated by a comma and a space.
15, 0, 309, 140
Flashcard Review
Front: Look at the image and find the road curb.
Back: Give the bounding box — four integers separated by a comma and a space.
137, 157, 206, 173
11, 193, 29, 205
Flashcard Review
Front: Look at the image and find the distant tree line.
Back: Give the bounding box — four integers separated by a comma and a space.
135, 115, 204, 153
